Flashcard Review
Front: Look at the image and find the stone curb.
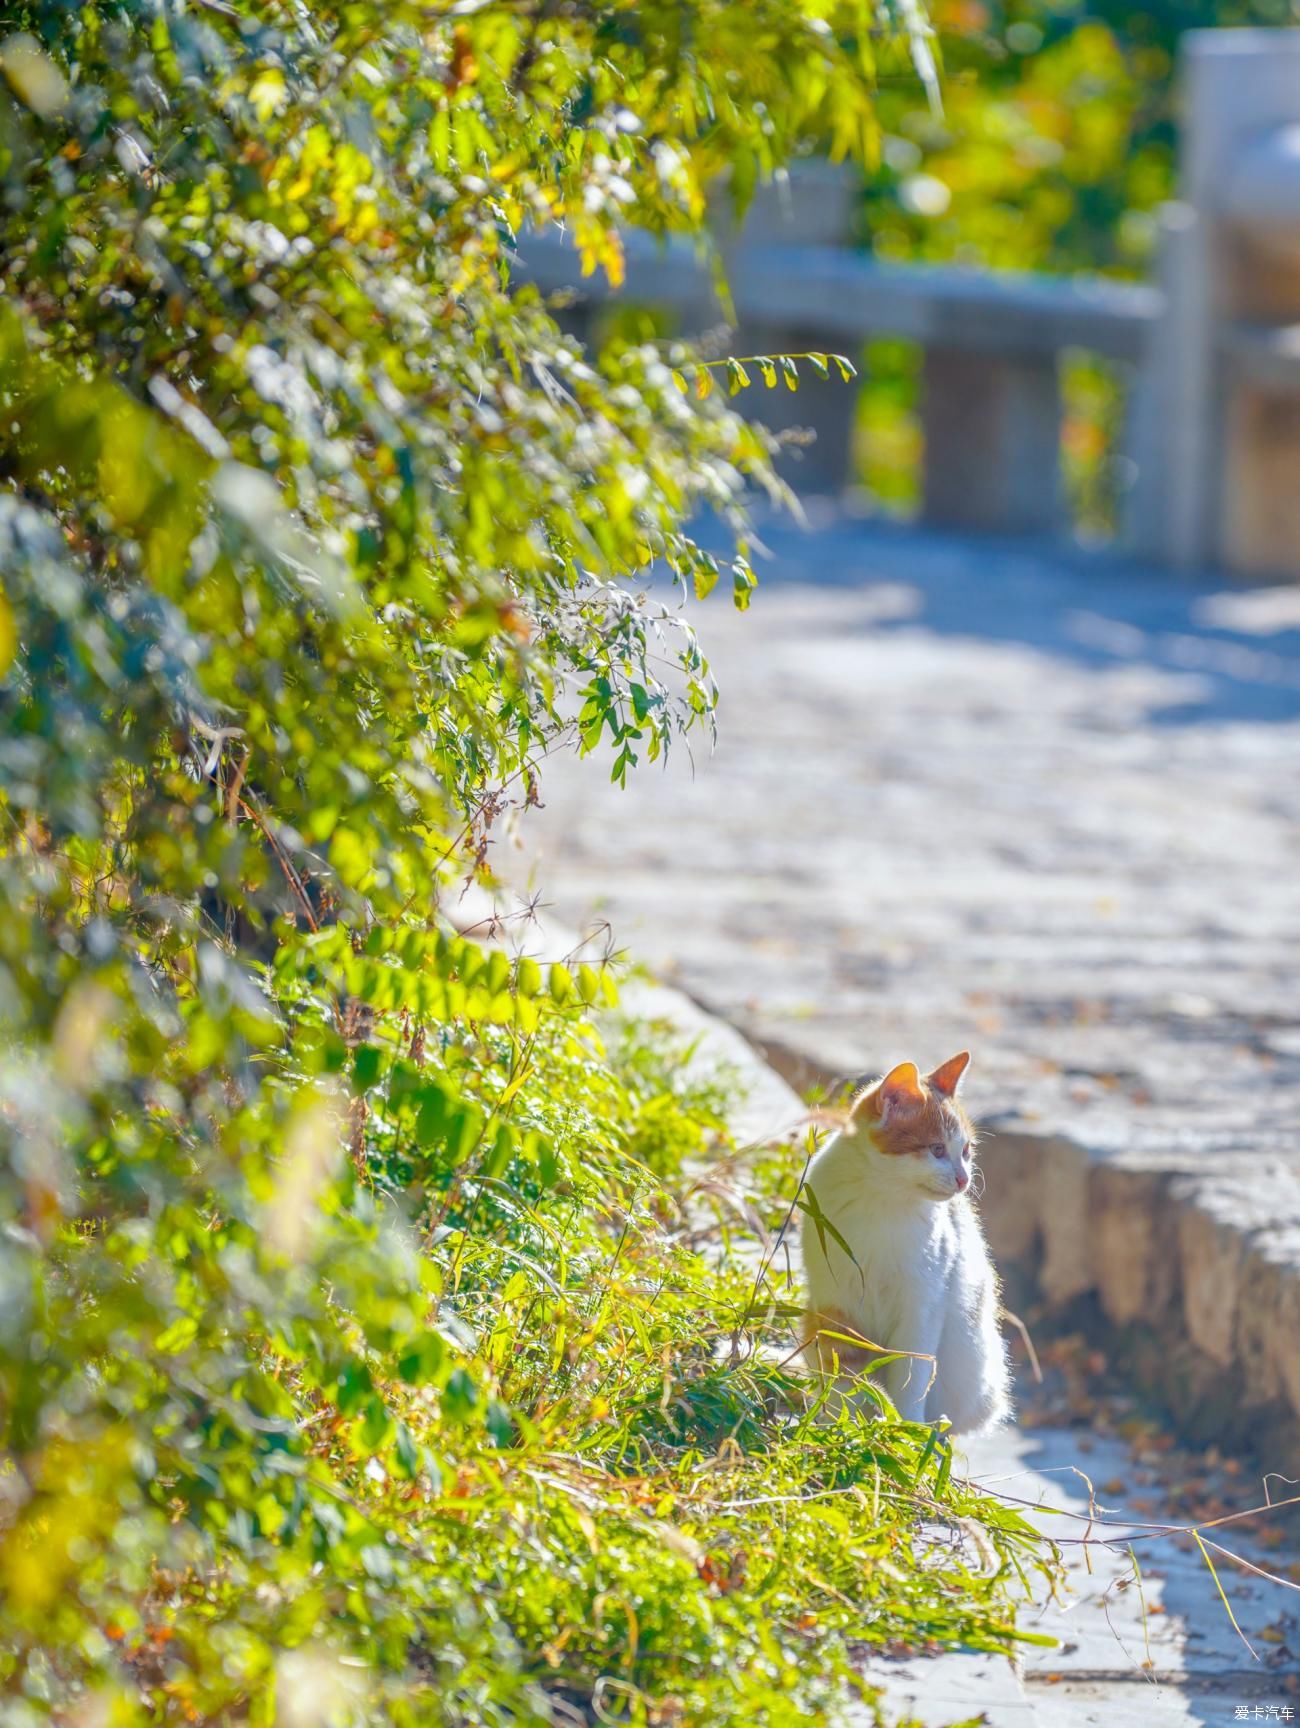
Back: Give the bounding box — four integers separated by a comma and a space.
982, 1123, 1300, 1472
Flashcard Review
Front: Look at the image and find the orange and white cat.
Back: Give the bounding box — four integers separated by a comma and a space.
801, 1052, 1010, 1437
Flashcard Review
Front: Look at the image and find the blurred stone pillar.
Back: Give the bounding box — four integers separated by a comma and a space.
1222, 376, 1300, 575
1123, 204, 1201, 564
719, 162, 863, 494
920, 348, 1061, 536
1156, 31, 1300, 577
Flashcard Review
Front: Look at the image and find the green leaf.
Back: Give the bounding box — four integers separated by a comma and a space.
796, 1186, 858, 1264
154, 1316, 198, 1355
415, 1088, 447, 1147
485, 947, 511, 994
359, 1394, 393, 1451
393, 1423, 422, 1479
483, 1122, 516, 1178
694, 561, 720, 601
486, 1399, 515, 1448
398, 1332, 446, 1385
337, 1361, 373, 1415
353, 1044, 383, 1090
443, 1367, 479, 1422
732, 558, 757, 612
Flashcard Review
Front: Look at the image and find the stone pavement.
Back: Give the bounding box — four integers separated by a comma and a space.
457, 873, 1300, 1728
513, 510, 1300, 1461
875, 1405, 1298, 1728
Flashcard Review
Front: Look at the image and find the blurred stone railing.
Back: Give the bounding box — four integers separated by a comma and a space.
520, 29, 1300, 583
522, 217, 1162, 546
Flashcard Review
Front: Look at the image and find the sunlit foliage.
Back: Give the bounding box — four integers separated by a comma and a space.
866, 0, 1295, 277
0, 4, 1049, 1720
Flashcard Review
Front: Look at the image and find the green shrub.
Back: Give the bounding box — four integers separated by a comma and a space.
0, 4, 1051, 1720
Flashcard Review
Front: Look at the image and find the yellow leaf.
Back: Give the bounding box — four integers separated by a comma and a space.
0, 33, 68, 118
249, 68, 287, 123
603, 230, 625, 291
0, 587, 15, 677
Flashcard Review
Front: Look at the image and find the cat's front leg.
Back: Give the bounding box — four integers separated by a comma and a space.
803, 1304, 878, 1379
932, 1289, 1012, 1437
882, 1305, 942, 1423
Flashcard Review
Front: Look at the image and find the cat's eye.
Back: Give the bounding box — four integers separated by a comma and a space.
929, 1144, 947, 1160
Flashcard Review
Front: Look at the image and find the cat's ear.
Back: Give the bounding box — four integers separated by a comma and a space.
928, 1051, 971, 1097
869, 1060, 926, 1123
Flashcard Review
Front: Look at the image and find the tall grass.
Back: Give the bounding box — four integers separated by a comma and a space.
318, 997, 1059, 1723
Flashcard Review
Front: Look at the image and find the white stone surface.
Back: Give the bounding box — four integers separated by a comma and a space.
859, 1401, 1297, 1727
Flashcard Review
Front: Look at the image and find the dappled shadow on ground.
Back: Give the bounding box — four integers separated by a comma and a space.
707, 510, 1300, 728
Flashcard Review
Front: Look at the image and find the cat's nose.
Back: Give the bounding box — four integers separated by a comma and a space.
954, 1170, 970, 1192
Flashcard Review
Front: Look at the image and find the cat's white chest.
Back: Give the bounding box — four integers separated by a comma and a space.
806, 1178, 955, 1336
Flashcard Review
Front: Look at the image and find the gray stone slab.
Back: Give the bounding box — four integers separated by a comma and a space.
845, 1366, 1297, 1726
